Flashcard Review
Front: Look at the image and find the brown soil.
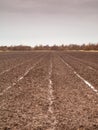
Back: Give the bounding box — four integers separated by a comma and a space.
0, 51, 98, 130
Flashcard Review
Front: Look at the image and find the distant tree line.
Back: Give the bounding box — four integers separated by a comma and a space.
0, 45, 32, 51
0, 43, 98, 51
33, 43, 98, 50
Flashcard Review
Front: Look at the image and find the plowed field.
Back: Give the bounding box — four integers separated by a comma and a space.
0, 51, 98, 130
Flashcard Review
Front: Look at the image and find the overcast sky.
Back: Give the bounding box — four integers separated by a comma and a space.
0, 0, 98, 46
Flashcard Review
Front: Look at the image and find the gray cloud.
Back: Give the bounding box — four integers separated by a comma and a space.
0, 0, 98, 45
0, 0, 98, 15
